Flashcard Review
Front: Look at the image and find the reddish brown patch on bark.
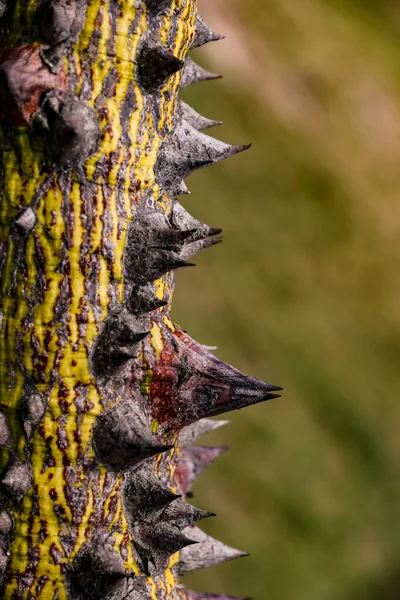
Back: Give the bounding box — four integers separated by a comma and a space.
0, 45, 67, 126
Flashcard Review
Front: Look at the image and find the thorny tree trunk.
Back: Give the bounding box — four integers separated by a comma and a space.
0, 1, 280, 599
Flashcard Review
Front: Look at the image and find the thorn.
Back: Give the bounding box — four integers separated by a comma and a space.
19, 392, 47, 442
39, 94, 100, 167
172, 180, 191, 195
143, 323, 282, 429
37, 0, 80, 46
91, 309, 150, 377
161, 499, 215, 530
180, 101, 222, 131
171, 201, 222, 242
191, 14, 225, 49
177, 526, 248, 573
137, 37, 184, 92
126, 283, 168, 317
69, 531, 128, 599
175, 446, 228, 495
14, 208, 37, 233
125, 225, 195, 284
140, 526, 198, 557
180, 237, 223, 261
2, 459, 33, 502
179, 418, 230, 446
90, 531, 126, 577
0, 510, 12, 535
93, 401, 173, 472
0, 412, 11, 448
124, 463, 181, 521
181, 57, 222, 88
155, 120, 250, 192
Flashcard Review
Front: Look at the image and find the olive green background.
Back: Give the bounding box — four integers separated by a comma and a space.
172, 1, 400, 599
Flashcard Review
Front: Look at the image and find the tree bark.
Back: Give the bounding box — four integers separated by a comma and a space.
0, 1, 280, 598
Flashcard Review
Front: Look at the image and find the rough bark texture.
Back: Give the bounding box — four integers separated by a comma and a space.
0, 1, 280, 598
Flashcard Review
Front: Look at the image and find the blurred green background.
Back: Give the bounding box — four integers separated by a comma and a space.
172, 1, 400, 599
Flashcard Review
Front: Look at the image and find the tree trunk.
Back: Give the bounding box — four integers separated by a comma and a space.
0, 1, 280, 598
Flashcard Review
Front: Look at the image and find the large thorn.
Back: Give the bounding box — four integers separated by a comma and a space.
182, 593, 252, 600
137, 37, 184, 92
69, 530, 127, 600
155, 120, 250, 192
180, 237, 223, 261
93, 401, 172, 472
37, 0, 83, 47
124, 213, 195, 284
124, 463, 180, 522
0, 412, 11, 448
91, 309, 150, 377
138, 526, 197, 558
191, 14, 225, 49
141, 323, 281, 430
126, 283, 168, 317
175, 446, 228, 495
37, 94, 100, 167
179, 418, 230, 446
89, 531, 126, 577
2, 459, 33, 503
180, 57, 221, 88
161, 499, 215, 530
177, 526, 247, 573
180, 101, 222, 131
171, 201, 222, 242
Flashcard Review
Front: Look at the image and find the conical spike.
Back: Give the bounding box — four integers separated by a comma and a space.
126, 284, 168, 317
90, 531, 126, 576
182, 592, 252, 600
0, 510, 12, 535
180, 57, 222, 89
19, 392, 47, 441
125, 245, 194, 284
14, 208, 37, 233
37, 0, 80, 46
180, 237, 223, 260
91, 309, 150, 376
155, 120, 250, 192
175, 446, 228, 495
173, 180, 191, 195
137, 37, 184, 92
141, 526, 198, 557
171, 201, 222, 241
69, 533, 128, 600
191, 14, 225, 49
125, 218, 196, 284
161, 499, 215, 530
124, 463, 181, 521
2, 459, 33, 502
177, 526, 247, 573
180, 101, 222, 131
141, 322, 282, 429
144, 0, 172, 16
0, 412, 11, 448
93, 401, 173, 472
179, 418, 230, 446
